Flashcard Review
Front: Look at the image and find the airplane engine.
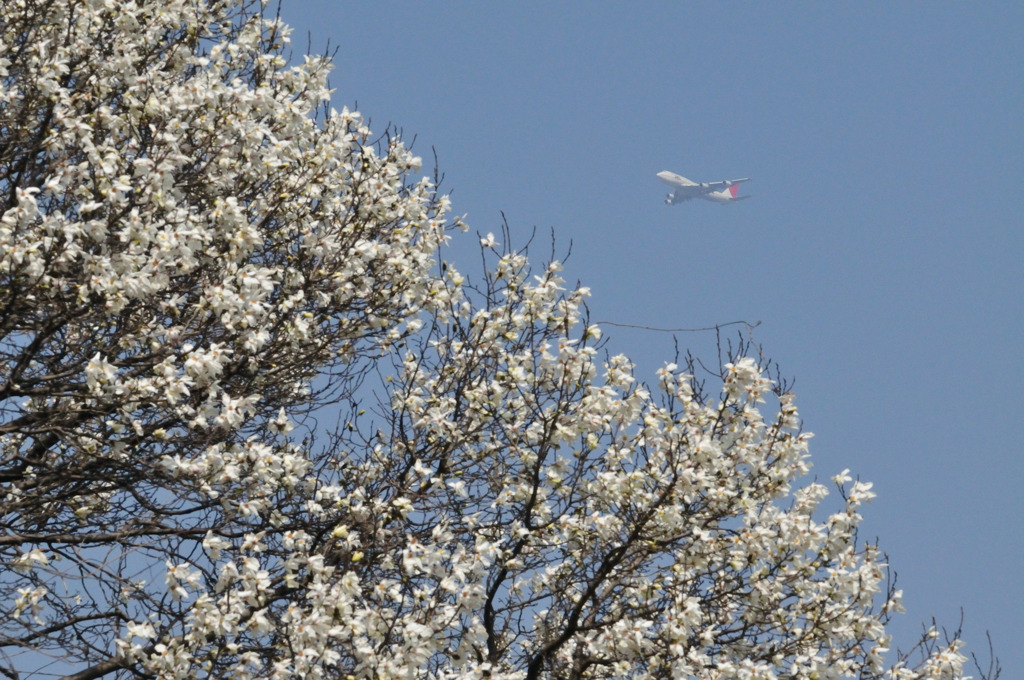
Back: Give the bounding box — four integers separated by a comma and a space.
665, 194, 673, 205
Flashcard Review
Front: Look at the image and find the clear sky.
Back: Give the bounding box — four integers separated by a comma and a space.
283, 2, 1023, 673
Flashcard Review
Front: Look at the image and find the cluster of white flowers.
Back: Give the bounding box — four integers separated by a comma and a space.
376, 249, 931, 680
1, 0, 446, 426
0, 2, 977, 680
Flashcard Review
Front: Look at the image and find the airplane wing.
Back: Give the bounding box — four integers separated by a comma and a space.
666, 191, 693, 205
699, 178, 751, 191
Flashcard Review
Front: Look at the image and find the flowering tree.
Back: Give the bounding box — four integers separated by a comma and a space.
0, 2, 993, 680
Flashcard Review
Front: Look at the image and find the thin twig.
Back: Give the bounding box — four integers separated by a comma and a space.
591, 319, 760, 333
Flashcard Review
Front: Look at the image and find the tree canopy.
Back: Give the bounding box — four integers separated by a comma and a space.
0, 2, 987, 680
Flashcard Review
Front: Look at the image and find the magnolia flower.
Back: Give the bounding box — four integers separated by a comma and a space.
12, 549, 50, 574
85, 353, 117, 393
125, 621, 156, 640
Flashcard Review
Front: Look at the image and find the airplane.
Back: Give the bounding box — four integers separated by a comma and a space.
657, 171, 751, 205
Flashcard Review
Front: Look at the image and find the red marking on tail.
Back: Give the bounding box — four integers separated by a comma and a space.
728, 185, 739, 197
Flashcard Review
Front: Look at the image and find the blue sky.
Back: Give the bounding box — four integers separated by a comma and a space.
285, 2, 1023, 672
